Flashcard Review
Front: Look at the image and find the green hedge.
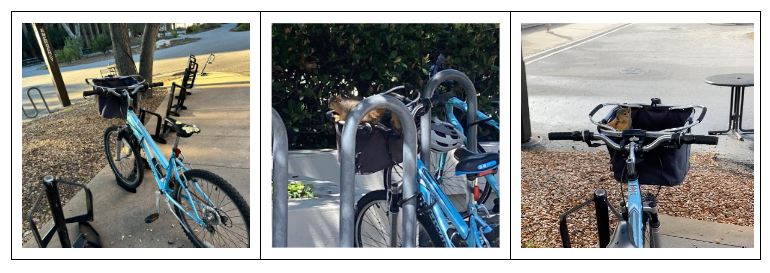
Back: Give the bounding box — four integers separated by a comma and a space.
90, 33, 112, 54
272, 24, 499, 149
55, 37, 83, 63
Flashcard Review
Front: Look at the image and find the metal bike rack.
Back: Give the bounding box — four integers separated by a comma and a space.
100, 66, 117, 78
171, 56, 198, 112
27, 175, 101, 248
421, 69, 479, 167
339, 95, 418, 247
200, 53, 215, 76
559, 189, 620, 248
22, 87, 52, 118
272, 108, 289, 247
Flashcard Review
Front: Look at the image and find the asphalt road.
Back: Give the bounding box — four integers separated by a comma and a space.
525, 24, 754, 160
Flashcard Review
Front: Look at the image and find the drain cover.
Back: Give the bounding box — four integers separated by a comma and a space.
620, 67, 643, 75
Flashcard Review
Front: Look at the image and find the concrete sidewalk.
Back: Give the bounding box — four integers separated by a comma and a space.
285, 143, 500, 247
24, 72, 250, 248
522, 23, 626, 59
658, 215, 752, 248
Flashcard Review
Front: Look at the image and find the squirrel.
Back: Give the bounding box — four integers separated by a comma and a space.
607, 107, 632, 131
328, 95, 402, 133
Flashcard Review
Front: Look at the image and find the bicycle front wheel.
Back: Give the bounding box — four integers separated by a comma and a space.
354, 189, 446, 247
173, 169, 250, 248
103, 125, 144, 191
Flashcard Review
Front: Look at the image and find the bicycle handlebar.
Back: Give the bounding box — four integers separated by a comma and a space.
548, 130, 718, 152
82, 77, 163, 98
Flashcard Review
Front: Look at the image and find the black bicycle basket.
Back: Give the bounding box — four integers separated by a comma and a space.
333, 114, 404, 175
603, 104, 695, 187
90, 76, 141, 119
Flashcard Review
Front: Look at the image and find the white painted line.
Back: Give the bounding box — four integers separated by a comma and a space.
524, 23, 633, 65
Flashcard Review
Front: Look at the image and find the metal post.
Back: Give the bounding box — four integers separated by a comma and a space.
32, 23, 70, 107
272, 108, 289, 247
42, 175, 71, 248
421, 69, 478, 168
593, 189, 610, 248
339, 95, 418, 247
521, 57, 533, 143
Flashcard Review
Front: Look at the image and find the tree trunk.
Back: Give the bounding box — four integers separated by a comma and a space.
60, 23, 76, 38
139, 23, 160, 83
82, 23, 91, 48
109, 23, 137, 76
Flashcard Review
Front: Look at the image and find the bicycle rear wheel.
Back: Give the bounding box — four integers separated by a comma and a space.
354, 189, 446, 247
103, 125, 144, 192
173, 169, 250, 248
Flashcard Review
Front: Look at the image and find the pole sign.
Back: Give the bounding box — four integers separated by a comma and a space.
32, 23, 71, 107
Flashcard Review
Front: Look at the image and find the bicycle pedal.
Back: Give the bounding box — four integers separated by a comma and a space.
144, 213, 160, 223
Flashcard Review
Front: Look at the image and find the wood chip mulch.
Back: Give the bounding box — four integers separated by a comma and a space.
21, 88, 167, 242
521, 150, 754, 248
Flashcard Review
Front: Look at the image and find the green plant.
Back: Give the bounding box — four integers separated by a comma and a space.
90, 33, 112, 54
170, 28, 179, 38
186, 24, 201, 34
55, 37, 83, 63
272, 24, 500, 149
232, 23, 250, 32
287, 181, 314, 199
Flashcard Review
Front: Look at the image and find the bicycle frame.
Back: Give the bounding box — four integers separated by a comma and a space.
121, 105, 212, 227
622, 142, 644, 248
438, 96, 500, 197
416, 160, 491, 247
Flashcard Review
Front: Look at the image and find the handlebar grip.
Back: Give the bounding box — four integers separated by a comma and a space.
548, 131, 583, 141
82, 90, 99, 97
150, 82, 164, 87
681, 135, 719, 145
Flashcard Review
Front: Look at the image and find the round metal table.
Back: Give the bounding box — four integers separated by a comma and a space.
705, 73, 754, 140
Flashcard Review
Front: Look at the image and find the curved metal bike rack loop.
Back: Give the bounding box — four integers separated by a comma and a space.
23, 87, 52, 118
421, 69, 479, 167
272, 108, 289, 247
200, 53, 215, 76
339, 95, 418, 247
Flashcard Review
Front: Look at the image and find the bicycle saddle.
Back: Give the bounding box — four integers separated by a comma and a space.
173, 120, 201, 138
453, 147, 499, 175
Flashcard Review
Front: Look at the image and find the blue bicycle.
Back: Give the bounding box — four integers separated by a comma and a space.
426, 55, 499, 210
431, 96, 500, 210
84, 75, 249, 248
349, 89, 499, 247
550, 98, 717, 248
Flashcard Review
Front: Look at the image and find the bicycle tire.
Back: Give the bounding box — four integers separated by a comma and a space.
173, 169, 250, 248
354, 189, 446, 247
103, 125, 144, 192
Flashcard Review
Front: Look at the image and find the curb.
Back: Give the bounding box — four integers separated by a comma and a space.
524, 23, 632, 64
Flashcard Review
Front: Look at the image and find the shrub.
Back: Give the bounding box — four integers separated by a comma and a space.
287, 181, 314, 199
186, 24, 200, 34
232, 23, 250, 32
272, 24, 500, 149
55, 37, 83, 63
170, 28, 179, 38
186, 23, 221, 34
90, 33, 112, 54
